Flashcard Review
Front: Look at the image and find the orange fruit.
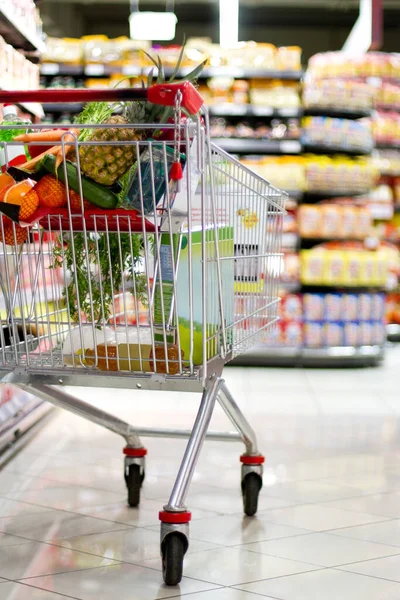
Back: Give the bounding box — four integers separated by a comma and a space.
0, 173, 15, 191
34, 175, 67, 208
19, 189, 39, 221
0, 183, 14, 202
0, 221, 28, 245
4, 179, 35, 206
69, 189, 91, 212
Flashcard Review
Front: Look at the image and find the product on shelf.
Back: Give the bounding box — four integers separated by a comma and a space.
373, 150, 400, 176
303, 78, 374, 113
308, 51, 400, 80
375, 83, 400, 111
298, 202, 372, 240
371, 111, 400, 147
300, 243, 390, 287
210, 117, 300, 141
240, 156, 306, 191
387, 292, 400, 324
203, 78, 301, 108
304, 155, 379, 193
0, 0, 43, 43
302, 116, 373, 153
0, 35, 40, 91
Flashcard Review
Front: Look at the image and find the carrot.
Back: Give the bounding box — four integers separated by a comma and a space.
55, 129, 79, 169
14, 129, 72, 143
18, 146, 60, 171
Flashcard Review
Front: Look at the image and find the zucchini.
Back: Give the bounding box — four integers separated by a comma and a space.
39, 154, 118, 210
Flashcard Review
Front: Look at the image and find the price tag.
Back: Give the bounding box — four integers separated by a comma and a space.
122, 65, 141, 76
252, 107, 273, 117
280, 140, 301, 153
41, 63, 59, 76
279, 108, 299, 118
85, 64, 105, 76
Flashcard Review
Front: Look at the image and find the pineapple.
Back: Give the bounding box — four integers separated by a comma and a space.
75, 46, 207, 187
78, 115, 143, 187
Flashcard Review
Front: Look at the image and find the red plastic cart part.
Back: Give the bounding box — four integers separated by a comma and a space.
240, 454, 265, 465
123, 447, 147, 458
159, 511, 192, 524
22, 207, 156, 233
0, 82, 204, 116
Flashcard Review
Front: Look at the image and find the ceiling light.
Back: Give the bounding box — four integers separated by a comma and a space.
219, 0, 239, 48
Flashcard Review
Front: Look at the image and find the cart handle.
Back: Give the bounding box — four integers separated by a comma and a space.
0, 82, 204, 115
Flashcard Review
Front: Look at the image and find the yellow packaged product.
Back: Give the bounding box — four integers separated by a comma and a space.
344, 251, 363, 286
301, 249, 325, 284
324, 250, 346, 285
360, 251, 377, 286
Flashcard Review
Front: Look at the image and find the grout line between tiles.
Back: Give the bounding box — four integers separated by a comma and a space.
15, 560, 124, 583
333, 564, 400, 586
233, 566, 328, 587
0, 578, 81, 600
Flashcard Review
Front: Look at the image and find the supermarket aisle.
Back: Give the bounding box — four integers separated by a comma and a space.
0, 347, 398, 599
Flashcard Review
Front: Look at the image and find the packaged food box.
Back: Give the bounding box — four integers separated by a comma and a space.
281, 294, 303, 321
325, 322, 344, 346
344, 321, 360, 346
325, 293, 342, 320
359, 321, 373, 346
301, 250, 324, 284
321, 205, 341, 238
345, 252, 363, 286
372, 321, 385, 345
304, 321, 324, 348
372, 293, 386, 321
359, 293, 372, 320
284, 321, 303, 347
303, 293, 324, 320
343, 294, 359, 321
325, 250, 346, 285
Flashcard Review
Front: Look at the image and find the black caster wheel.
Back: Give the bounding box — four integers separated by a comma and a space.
162, 533, 185, 586
242, 472, 262, 517
125, 464, 142, 508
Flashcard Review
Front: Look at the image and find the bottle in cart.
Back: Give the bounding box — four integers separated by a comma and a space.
0, 104, 31, 172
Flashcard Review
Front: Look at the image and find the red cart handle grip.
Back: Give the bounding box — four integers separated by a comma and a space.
0, 82, 204, 115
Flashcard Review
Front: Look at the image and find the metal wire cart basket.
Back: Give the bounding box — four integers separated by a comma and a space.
0, 83, 286, 585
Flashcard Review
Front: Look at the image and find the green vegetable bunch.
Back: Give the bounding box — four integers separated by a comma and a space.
53, 232, 147, 324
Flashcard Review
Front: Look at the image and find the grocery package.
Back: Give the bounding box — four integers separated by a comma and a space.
304, 155, 379, 193
387, 292, 400, 325
303, 79, 374, 112
308, 52, 400, 80
153, 227, 234, 366
373, 151, 400, 176
0, 35, 40, 91
301, 244, 390, 287
211, 117, 300, 141
298, 203, 372, 240
302, 116, 373, 153
241, 156, 306, 192
375, 83, 400, 111
0, 0, 42, 45
371, 111, 400, 147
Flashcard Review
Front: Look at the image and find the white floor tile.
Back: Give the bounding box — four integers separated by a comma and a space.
54, 527, 220, 563
23, 564, 218, 600
4, 486, 125, 511
256, 503, 387, 531
167, 590, 277, 600
139, 546, 319, 586
340, 554, 400, 582
236, 568, 400, 599
328, 492, 400, 518
0, 581, 75, 599
0, 540, 119, 580
241, 531, 398, 567
330, 519, 400, 547
0, 510, 129, 542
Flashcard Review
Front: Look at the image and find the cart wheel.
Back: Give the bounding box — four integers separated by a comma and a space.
126, 464, 142, 507
162, 533, 185, 586
242, 472, 262, 517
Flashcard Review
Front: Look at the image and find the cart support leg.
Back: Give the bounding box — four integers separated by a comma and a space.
217, 380, 260, 456
16, 383, 143, 448
163, 374, 222, 512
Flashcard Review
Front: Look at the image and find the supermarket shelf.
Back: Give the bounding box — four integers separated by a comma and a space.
301, 284, 385, 293
302, 190, 370, 200
40, 64, 303, 81
230, 344, 384, 367
375, 142, 400, 151
304, 107, 372, 119
0, 402, 54, 467
209, 105, 302, 118
302, 142, 373, 156
40, 64, 85, 76
212, 138, 302, 154
300, 237, 370, 249
0, 6, 45, 53
43, 102, 84, 114
387, 324, 400, 342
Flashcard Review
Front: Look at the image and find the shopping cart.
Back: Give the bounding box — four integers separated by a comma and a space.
0, 84, 286, 585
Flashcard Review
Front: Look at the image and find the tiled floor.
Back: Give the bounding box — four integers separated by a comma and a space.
0, 345, 399, 599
